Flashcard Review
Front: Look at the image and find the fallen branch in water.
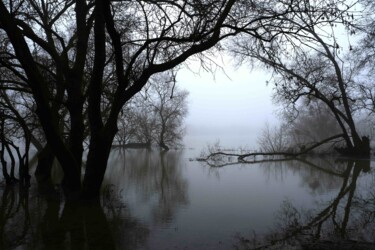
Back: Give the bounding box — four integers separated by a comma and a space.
196, 134, 345, 167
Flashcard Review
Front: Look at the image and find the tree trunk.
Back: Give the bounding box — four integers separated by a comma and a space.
0, 119, 11, 185
11, 144, 30, 187
4, 143, 18, 184
159, 123, 169, 150
61, 168, 82, 199
0, 2, 82, 195
335, 136, 370, 158
35, 144, 55, 182
66, 79, 85, 176
81, 0, 110, 200
81, 131, 115, 199
0, 150, 11, 185
22, 134, 31, 182
159, 141, 169, 151
354, 136, 370, 158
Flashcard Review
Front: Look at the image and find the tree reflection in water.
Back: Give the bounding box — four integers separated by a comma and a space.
0, 149, 187, 249
106, 148, 188, 224
236, 158, 375, 250
3, 150, 374, 249
0, 181, 149, 250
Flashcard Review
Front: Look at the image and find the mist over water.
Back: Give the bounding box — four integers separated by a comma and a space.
101, 148, 375, 249
103, 149, 333, 249
1, 141, 375, 249
184, 125, 261, 150
177, 61, 279, 149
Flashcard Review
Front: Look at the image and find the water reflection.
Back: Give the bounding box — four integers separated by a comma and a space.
106, 149, 188, 224
0, 183, 148, 250
260, 157, 350, 195
0, 184, 34, 249
237, 159, 375, 250
2, 149, 375, 249
1, 149, 188, 249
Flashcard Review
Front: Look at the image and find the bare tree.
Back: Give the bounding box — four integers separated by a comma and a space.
229, 0, 370, 157
0, 0, 243, 197
116, 97, 156, 147
275, 99, 344, 154
350, 1, 375, 117
115, 104, 141, 146
257, 122, 289, 153
116, 72, 188, 150
146, 73, 188, 150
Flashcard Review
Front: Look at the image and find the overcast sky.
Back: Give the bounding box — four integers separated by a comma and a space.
171, 2, 361, 149
175, 20, 356, 148
177, 56, 279, 148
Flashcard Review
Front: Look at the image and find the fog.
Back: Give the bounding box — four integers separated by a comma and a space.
177, 59, 278, 149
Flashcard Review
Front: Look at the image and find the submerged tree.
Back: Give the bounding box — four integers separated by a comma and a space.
116, 72, 188, 150
145, 73, 188, 150
229, 0, 371, 157
257, 122, 289, 153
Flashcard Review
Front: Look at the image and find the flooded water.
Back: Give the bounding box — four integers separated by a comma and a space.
1, 141, 375, 249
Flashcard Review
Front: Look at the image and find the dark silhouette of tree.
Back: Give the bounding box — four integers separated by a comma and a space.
0, 91, 39, 186
0, 181, 149, 249
0, 0, 241, 198
229, 0, 370, 157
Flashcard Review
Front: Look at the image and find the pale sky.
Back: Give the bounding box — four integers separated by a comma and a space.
177, 56, 278, 148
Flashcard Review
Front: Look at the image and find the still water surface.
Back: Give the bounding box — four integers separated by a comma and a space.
1, 141, 375, 249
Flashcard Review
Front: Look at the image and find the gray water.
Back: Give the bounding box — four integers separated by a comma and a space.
1, 140, 375, 249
